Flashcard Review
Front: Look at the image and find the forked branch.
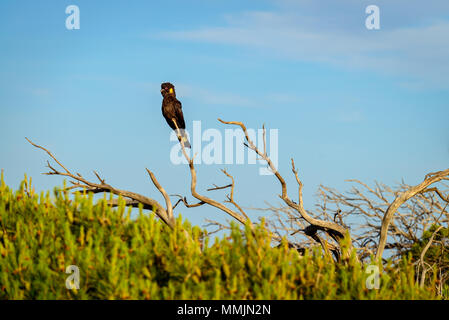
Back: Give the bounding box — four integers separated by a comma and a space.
217, 120, 350, 248
26, 137, 175, 229
170, 118, 250, 226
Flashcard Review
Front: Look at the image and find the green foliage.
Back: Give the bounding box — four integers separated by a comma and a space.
410, 224, 449, 264
0, 174, 439, 299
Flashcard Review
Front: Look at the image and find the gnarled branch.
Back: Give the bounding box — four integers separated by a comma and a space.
26, 138, 175, 229
376, 169, 449, 259
218, 119, 352, 258
170, 118, 250, 226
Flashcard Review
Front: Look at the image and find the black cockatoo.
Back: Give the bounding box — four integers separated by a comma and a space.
160, 82, 191, 148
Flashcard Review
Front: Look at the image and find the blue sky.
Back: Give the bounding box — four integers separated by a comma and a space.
1, 0, 448, 228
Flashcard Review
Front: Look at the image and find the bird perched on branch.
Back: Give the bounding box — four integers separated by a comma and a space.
160, 82, 191, 149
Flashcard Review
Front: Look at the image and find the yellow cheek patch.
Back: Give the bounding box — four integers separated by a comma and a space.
169, 88, 174, 94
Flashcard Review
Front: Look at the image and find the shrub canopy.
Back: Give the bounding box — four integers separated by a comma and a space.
0, 175, 439, 299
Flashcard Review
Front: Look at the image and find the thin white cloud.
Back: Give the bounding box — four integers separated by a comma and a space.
156, 9, 449, 90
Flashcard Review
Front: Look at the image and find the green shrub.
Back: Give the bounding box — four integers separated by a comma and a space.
0, 173, 439, 299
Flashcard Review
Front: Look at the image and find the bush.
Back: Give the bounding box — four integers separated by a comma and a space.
0, 174, 439, 299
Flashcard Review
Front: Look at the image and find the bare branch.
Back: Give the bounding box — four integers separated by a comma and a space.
146, 168, 175, 225
25, 137, 71, 175
418, 226, 443, 288
171, 195, 206, 210
376, 169, 449, 259
420, 187, 449, 203
420, 226, 444, 264
221, 169, 250, 221
207, 184, 232, 192
26, 138, 174, 229
218, 119, 352, 258
171, 118, 249, 226
93, 170, 105, 184
104, 198, 144, 208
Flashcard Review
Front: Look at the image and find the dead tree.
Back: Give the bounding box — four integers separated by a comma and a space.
170, 119, 353, 260
26, 118, 353, 260
315, 179, 449, 261
27, 119, 448, 264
